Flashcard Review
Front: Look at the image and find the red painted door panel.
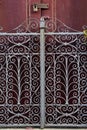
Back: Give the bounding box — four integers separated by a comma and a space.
28, 0, 87, 31
29, 0, 56, 20
28, 0, 41, 19
41, 0, 56, 20
56, 0, 87, 31
0, 0, 26, 32
0, 0, 87, 32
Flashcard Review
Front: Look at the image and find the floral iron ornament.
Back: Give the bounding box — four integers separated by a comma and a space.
0, 18, 86, 128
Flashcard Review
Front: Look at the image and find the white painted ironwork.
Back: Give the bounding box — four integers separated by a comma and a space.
0, 17, 86, 128
40, 17, 45, 129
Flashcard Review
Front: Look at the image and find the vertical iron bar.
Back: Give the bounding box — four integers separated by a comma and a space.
6, 54, 8, 105
40, 17, 45, 129
30, 54, 32, 104
18, 57, 21, 104
65, 57, 68, 105
78, 54, 80, 105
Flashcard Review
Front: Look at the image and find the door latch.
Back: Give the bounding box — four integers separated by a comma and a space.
33, 3, 49, 12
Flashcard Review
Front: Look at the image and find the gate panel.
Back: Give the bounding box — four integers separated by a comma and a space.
0, 35, 40, 127
45, 33, 87, 127
79, 37, 87, 124
0, 18, 87, 128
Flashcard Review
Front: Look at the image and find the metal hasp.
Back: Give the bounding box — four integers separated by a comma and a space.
40, 17, 45, 129
33, 3, 49, 12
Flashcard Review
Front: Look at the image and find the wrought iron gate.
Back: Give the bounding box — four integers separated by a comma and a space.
0, 18, 87, 128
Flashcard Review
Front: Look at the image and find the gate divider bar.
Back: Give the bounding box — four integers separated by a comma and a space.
40, 17, 45, 129
0, 32, 84, 36
0, 33, 40, 35
45, 32, 83, 35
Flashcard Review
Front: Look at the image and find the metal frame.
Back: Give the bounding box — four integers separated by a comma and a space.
0, 18, 87, 128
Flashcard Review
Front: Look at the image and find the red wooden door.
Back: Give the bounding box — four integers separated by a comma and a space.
29, 0, 87, 31
28, 0, 56, 22
0, 0, 26, 32
0, 0, 56, 32
56, 0, 87, 31
0, 0, 87, 32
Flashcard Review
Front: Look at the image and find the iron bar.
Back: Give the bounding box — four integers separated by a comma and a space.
45, 32, 84, 35
18, 57, 21, 104
65, 57, 69, 104
40, 17, 45, 129
0, 33, 40, 35
0, 32, 84, 36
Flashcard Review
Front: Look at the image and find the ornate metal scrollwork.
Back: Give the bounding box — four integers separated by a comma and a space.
0, 18, 87, 127
45, 32, 87, 126
0, 34, 40, 126
9, 18, 40, 33
45, 18, 79, 32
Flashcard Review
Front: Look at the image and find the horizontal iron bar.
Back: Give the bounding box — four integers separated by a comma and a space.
0, 32, 84, 36
0, 33, 40, 35
45, 124, 87, 127
0, 124, 40, 127
45, 32, 84, 35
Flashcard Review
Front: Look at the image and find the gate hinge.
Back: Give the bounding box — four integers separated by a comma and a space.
33, 3, 49, 12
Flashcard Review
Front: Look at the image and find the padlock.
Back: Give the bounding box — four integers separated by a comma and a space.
33, 4, 38, 12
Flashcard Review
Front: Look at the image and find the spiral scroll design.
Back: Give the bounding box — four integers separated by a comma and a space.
0, 34, 40, 126
0, 20, 87, 127
45, 33, 87, 126
45, 18, 79, 32
0, 55, 6, 105
11, 18, 39, 33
